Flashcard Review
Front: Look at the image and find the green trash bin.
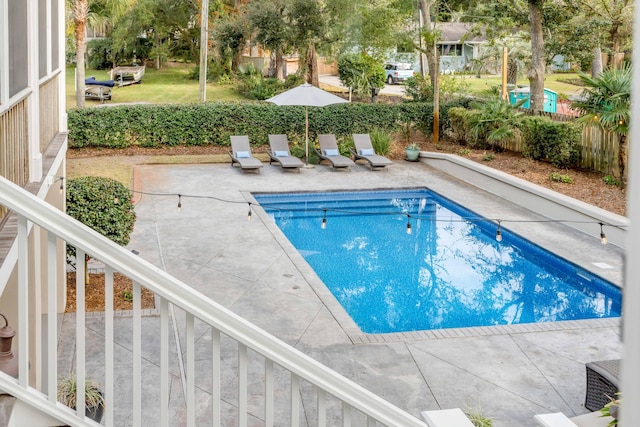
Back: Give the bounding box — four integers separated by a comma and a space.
508, 87, 558, 113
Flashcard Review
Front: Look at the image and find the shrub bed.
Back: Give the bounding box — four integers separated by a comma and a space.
67, 99, 472, 149
519, 116, 582, 168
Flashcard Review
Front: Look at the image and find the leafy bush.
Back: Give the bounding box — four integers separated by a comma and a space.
549, 172, 573, 183
66, 176, 136, 263
68, 101, 442, 149
66, 176, 136, 244
338, 53, 386, 95
369, 128, 393, 155
404, 74, 433, 102
87, 38, 114, 70
239, 75, 283, 100
189, 59, 233, 83
519, 116, 581, 168
466, 97, 523, 151
603, 175, 619, 186
446, 107, 469, 144
284, 73, 304, 89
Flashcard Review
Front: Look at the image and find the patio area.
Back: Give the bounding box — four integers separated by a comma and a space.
59, 158, 623, 426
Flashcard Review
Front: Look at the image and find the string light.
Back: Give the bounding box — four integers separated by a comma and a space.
126, 189, 624, 244
495, 220, 503, 242
59, 177, 64, 194
600, 222, 607, 245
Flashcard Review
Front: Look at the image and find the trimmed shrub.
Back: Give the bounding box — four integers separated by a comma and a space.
68, 102, 438, 149
446, 107, 468, 144
66, 176, 136, 261
519, 116, 581, 168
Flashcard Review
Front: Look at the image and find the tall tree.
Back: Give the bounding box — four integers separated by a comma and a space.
72, 0, 89, 107
418, 0, 439, 87
246, 0, 289, 79
288, 0, 325, 86
576, 0, 633, 69
527, 0, 545, 113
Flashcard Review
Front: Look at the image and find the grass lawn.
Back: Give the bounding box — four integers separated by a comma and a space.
451, 73, 583, 98
66, 64, 244, 108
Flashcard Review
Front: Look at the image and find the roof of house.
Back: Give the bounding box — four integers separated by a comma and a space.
436, 22, 487, 44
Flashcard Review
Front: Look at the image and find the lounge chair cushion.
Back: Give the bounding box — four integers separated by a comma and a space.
236, 151, 251, 158
324, 149, 339, 156
274, 150, 289, 157
360, 148, 374, 155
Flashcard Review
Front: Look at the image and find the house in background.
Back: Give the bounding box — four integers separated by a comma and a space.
436, 22, 487, 73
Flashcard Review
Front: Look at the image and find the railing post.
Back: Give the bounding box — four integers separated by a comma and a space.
17, 216, 29, 388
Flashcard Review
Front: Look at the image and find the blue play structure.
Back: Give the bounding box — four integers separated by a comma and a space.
509, 87, 558, 113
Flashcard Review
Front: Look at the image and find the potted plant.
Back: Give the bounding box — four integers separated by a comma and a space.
406, 142, 420, 161
58, 374, 105, 422
600, 394, 620, 426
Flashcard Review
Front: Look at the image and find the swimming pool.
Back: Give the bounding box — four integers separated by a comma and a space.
254, 189, 621, 334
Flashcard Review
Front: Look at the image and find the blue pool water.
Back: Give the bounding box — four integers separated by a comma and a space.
254, 189, 621, 333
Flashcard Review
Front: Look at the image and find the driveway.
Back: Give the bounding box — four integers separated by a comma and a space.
319, 74, 408, 97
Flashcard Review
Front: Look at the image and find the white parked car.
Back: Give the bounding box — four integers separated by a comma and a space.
384, 63, 415, 84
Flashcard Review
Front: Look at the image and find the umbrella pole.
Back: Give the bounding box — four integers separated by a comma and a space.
303, 106, 314, 168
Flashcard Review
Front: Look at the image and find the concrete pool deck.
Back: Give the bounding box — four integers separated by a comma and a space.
60, 157, 623, 426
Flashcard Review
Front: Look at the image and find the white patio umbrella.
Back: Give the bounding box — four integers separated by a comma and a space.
266, 83, 348, 166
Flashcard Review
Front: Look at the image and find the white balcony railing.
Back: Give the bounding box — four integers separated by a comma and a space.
0, 175, 427, 426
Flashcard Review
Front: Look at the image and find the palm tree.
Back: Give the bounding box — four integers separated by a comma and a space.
466, 97, 525, 150
72, 0, 89, 107
571, 65, 631, 189
69, 0, 136, 107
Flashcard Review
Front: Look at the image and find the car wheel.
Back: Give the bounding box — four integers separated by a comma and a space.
387, 75, 393, 85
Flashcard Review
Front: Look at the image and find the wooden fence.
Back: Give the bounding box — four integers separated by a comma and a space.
505, 108, 619, 175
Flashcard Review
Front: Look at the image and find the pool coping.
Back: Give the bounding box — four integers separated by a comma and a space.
246, 187, 622, 344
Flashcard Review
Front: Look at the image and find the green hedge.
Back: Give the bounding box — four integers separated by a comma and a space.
67, 102, 421, 148
519, 116, 582, 168
67, 99, 472, 149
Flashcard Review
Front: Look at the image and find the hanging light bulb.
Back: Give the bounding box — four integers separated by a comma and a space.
406, 216, 412, 235
247, 203, 252, 222
59, 177, 64, 195
600, 223, 607, 245
321, 209, 327, 229
495, 221, 503, 242
177, 194, 182, 212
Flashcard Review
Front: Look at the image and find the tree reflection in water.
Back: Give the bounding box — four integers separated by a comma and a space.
256, 190, 621, 333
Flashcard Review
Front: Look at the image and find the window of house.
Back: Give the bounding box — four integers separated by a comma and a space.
8, 0, 28, 97
39, 0, 47, 78
441, 44, 462, 56
51, 0, 59, 70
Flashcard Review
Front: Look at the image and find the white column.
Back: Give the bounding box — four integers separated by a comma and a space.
0, 0, 8, 106
621, 4, 640, 426
57, 0, 67, 132
28, 0, 42, 182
